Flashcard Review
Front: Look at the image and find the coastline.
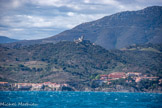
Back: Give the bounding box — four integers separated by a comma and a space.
0, 90, 162, 94
0, 82, 161, 93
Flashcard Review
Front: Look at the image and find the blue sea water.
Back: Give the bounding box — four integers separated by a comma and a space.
0, 91, 162, 108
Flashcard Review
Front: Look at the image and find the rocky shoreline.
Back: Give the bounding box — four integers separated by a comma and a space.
0, 82, 75, 91
0, 83, 161, 93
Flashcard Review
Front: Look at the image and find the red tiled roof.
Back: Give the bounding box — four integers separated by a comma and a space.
0, 82, 8, 84
108, 74, 124, 78
100, 75, 108, 77
108, 72, 126, 78
109, 72, 125, 75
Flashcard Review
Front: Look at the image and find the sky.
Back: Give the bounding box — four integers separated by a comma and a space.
0, 0, 162, 40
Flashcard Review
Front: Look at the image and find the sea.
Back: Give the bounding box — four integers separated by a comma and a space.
0, 91, 162, 108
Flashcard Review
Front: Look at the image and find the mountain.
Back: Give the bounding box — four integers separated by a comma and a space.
0, 40, 161, 90
0, 36, 19, 43
47, 6, 162, 49
7, 6, 162, 49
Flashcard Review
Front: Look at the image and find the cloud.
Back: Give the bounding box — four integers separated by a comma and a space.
11, 28, 24, 31
0, 0, 162, 40
0, 30, 12, 37
0, 12, 105, 39
67, 12, 75, 16
0, 13, 105, 29
29, 0, 81, 10
0, 0, 27, 9
0, 15, 52, 28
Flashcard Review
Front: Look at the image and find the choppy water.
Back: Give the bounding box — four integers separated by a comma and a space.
0, 91, 162, 108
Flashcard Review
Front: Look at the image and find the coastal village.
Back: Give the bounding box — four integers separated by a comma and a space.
0, 82, 69, 91
98, 72, 161, 85
0, 71, 161, 91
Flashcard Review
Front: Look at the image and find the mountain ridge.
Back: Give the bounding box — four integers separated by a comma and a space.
0, 36, 20, 44
48, 6, 162, 49
4, 6, 162, 49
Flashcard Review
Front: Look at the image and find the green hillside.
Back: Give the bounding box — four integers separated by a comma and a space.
0, 41, 161, 90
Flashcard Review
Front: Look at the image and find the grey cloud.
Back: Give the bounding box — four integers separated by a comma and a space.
0, 0, 162, 39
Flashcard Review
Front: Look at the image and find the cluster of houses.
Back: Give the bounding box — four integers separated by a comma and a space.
0, 82, 68, 91
0, 72, 161, 90
99, 72, 160, 85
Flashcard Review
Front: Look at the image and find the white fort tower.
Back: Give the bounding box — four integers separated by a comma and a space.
74, 35, 84, 43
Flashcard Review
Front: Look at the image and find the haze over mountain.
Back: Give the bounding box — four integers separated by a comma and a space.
8, 6, 162, 49
0, 36, 19, 44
